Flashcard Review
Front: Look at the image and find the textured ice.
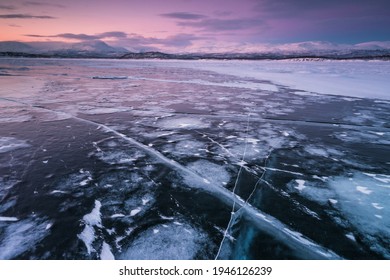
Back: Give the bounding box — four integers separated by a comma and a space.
0, 218, 48, 259
186, 160, 231, 186
83, 107, 130, 115
1, 58, 389, 260
305, 145, 344, 158
118, 222, 209, 260
157, 117, 210, 130
329, 173, 390, 257
0, 137, 30, 153
95, 149, 146, 165
335, 130, 390, 145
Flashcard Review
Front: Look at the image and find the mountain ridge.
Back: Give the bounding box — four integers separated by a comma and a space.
1, 40, 390, 60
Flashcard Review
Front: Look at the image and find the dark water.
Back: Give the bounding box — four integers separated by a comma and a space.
0, 58, 389, 259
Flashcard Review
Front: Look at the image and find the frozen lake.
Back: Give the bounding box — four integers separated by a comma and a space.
0, 58, 389, 259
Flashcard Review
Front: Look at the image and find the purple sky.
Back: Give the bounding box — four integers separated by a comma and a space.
1, 0, 389, 52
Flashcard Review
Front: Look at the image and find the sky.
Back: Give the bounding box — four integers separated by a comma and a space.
0, 0, 390, 52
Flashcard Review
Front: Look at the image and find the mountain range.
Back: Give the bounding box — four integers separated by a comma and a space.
1, 40, 390, 60
0, 40, 128, 58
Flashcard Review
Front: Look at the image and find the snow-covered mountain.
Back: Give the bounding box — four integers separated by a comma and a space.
0, 41, 37, 53
58, 40, 128, 54
1, 40, 389, 59
0, 40, 128, 57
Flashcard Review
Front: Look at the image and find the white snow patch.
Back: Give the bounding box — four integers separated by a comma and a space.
158, 117, 209, 130
160, 215, 174, 220
363, 173, 390, 184
142, 197, 151, 205
100, 242, 115, 260
372, 203, 384, 210
356, 186, 372, 195
130, 208, 142, 216
110, 214, 125, 218
0, 216, 18, 222
77, 200, 102, 255
345, 233, 356, 242
295, 179, 306, 191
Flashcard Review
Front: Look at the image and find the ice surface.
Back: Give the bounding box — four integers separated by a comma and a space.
0, 218, 48, 259
157, 117, 210, 130
0, 137, 30, 153
0, 58, 388, 259
173, 60, 390, 100
289, 171, 389, 256
186, 160, 231, 186
118, 222, 210, 260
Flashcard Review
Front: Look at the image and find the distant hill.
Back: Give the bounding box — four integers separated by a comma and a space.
1, 40, 390, 60
0, 41, 37, 53
0, 40, 128, 58
120, 49, 390, 60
